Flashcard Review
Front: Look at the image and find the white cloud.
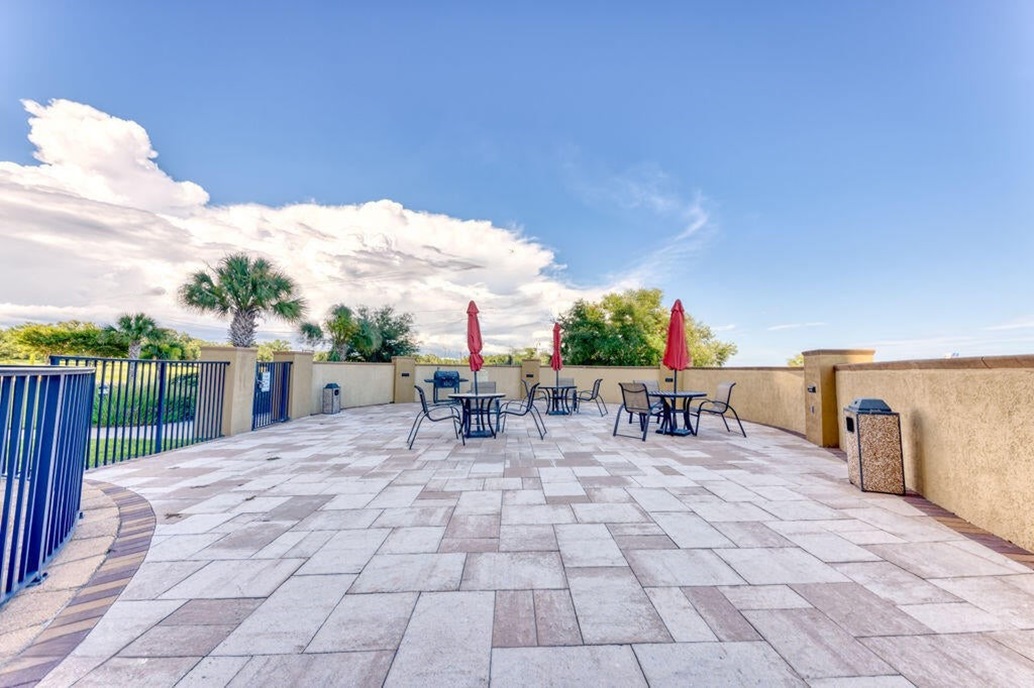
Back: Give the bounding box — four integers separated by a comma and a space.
767, 322, 826, 332
0, 99, 604, 354
985, 317, 1034, 331
562, 157, 715, 289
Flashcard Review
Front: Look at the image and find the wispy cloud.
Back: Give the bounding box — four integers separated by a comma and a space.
0, 99, 617, 354
561, 155, 715, 288
985, 317, 1034, 331
767, 322, 826, 331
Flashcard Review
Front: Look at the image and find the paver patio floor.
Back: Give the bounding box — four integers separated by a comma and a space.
4, 402, 1034, 686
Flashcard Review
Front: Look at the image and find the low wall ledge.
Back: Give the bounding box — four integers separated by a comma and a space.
836, 354, 1034, 372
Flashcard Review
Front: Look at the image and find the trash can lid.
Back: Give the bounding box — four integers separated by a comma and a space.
846, 398, 893, 413
324, 383, 340, 389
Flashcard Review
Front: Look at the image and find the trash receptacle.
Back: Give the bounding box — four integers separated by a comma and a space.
843, 398, 904, 494
322, 383, 341, 414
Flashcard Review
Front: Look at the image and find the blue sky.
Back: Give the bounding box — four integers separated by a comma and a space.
1, 2, 1032, 364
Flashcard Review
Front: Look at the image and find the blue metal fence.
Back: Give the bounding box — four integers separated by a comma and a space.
49, 357, 229, 468
1, 366, 94, 605
253, 361, 291, 430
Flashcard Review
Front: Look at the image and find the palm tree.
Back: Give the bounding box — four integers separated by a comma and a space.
299, 305, 360, 361
104, 313, 160, 359
178, 253, 306, 347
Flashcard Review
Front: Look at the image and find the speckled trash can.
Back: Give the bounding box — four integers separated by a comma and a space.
844, 398, 905, 495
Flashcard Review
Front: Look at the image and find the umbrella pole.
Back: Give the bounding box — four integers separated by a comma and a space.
673, 370, 678, 392
474, 371, 479, 395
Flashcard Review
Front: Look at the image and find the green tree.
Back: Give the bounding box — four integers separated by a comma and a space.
178, 253, 306, 347
0, 328, 21, 362
353, 305, 418, 362
558, 288, 737, 367
103, 313, 160, 359
300, 305, 360, 361
7, 321, 123, 361
301, 305, 418, 362
787, 353, 804, 367
257, 339, 291, 362
140, 330, 209, 360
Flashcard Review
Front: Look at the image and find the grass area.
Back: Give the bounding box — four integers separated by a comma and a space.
88, 437, 193, 467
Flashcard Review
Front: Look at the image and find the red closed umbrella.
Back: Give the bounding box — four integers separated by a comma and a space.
662, 299, 690, 391
550, 322, 563, 386
467, 301, 484, 392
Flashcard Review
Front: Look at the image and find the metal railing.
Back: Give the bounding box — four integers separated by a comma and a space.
253, 361, 291, 430
49, 357, 229, 468
1, 366, 94, 605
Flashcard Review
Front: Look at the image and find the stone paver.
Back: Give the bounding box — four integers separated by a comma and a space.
6, 403, 1034, 686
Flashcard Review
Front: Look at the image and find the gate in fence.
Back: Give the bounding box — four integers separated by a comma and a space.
49, 356, 229, 468
0, 366, 94, 605
253, 361, 291, 430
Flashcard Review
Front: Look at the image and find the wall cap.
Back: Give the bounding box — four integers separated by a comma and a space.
199, 345, 258, 352
837, 354, 1034, 371
802, 349, 876, 356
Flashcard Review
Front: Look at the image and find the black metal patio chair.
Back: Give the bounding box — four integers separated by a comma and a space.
575, 378, 608, 416
613, 382, 654, 441
628, 379, 664, 424
500, 382, 547, 439
689, 381, 746, 437
408, 386, 464, 449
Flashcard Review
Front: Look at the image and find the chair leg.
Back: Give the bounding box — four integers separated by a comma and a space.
595, 398, 608, 416
613, 407, 624, 436
407, 414, 426, 450
729, 408, 746, 437
720, 413, 731, 433
530, 407, 547, 439
639, 412, 650, 441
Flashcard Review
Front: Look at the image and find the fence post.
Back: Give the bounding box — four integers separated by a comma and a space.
200, 346, 257, 437
154, 360, 167, 451
272, 351, 315, 418
802, 349, 875, 447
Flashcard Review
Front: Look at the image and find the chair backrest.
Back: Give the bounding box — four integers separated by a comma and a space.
714, 382, 736, 406
414, 385, 431, 413
522, 379, 537, 399
619, 383, 652, 414
589, 378, 602, 397
519, 383, 540, 412
470, 381, 496, 393
558, 377, 575, 387
634, 379, 660, 393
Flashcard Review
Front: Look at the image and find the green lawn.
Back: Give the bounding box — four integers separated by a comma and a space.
88, 437, 192, 467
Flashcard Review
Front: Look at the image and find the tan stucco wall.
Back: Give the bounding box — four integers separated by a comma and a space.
836, 356, 1034, 551
309, 361, 806, 434
312, 362, 395, 410
273, 351, 314, 419
676, 368, 806, 435
200, 346, 256, 437
411, 365, 523, 402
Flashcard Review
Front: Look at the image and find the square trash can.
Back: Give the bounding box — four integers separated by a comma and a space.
322, 383, 341, 414
843, 398, 904, 494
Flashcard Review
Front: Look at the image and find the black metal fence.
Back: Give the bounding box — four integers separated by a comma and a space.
253, 361, 291, 430
49, 356, 229, 468
1, 366, 94, 605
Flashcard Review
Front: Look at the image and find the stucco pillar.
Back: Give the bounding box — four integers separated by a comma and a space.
200, 346, 257, 437
393, 356, 417, 403
803, 349, 875, 447
273, 350, 315, 418
521, 359, 541, 392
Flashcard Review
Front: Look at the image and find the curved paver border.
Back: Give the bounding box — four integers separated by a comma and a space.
0, 481, 155, 687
